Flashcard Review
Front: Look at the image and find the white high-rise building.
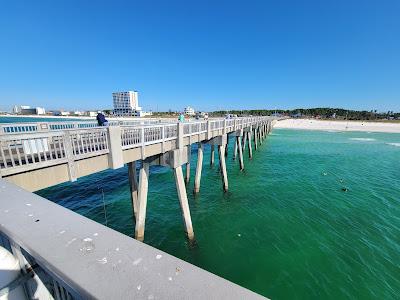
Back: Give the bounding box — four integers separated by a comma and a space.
112, 91, 142, 116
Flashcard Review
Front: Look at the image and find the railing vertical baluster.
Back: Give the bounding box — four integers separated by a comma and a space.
6, 141, 16, 167
35, 139, 42, 163
14, 140, 22, 166
42, 138, 48, 161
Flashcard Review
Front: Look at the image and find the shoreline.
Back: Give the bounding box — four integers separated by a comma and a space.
275, 118, 400, 133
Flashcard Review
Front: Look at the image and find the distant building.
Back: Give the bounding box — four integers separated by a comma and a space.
184, 106, 195, 116
36, 107, 46, 115
112, 91, 143, 117
53, 110, 70, 116
86, 111, 97, 117
137, 111, 153, 117
13, 105, 46, 115
72, 111, 85, 116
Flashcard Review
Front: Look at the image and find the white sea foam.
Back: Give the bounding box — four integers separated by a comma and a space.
386, 143, 400, 147
349, 138, 376, 142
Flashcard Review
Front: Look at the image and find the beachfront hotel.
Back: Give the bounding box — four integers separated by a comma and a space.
112, 90, 142, 116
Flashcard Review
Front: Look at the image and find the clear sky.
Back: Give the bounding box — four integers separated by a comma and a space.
0, 0, 399, 112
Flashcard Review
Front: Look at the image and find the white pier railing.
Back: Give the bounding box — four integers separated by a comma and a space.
0, 117, 271, 177
0, 119, 169, 135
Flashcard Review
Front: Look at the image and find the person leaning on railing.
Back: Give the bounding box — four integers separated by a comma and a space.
96, 112, 109, 126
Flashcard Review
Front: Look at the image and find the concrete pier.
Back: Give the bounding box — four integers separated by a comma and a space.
135, 161, 150, 242
194, 143, 204, 194
0, 116, 274, 243
173, 165, 195, 240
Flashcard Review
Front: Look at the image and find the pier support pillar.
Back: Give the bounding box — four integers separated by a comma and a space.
194, 143, 204, 194
218, 145, 229, 192
242, 131, 247, 151
135, 161, 150, 242
174, 165, 195, 240
209, 135, 229, 191
225, 135, 229, 157
237, 136, 244, 170
248, 130, 253, 159
254, 128, 258, 150
233, 138, 238, 160
128, 161, 138, 222
210, 145, 215, 166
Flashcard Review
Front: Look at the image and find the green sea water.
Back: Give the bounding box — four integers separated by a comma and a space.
37, 129, 400, 299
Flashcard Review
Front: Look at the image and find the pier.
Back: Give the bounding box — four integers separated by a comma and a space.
0, 116, 274, 299
0, 117, 274, 241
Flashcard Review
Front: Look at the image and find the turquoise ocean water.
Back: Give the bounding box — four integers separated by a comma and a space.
28, 126, 400, 299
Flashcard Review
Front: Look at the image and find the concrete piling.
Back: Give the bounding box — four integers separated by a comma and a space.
127, 161, 138, 221
242, 132, 247, 151
225, 135, 229, 157
254, 128, 258, 150
173, 165, 195, 240
135, 161, 150, 242
248, 131, 253, 159
194, 143, 204, 194
218, 144, 229, 192
237, 136, 244, 171
233, 138, 238, 160
185, 162, 190, 184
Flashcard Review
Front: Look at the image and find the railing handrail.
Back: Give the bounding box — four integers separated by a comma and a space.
0, 179, 265, 300
0, 117, 274, 177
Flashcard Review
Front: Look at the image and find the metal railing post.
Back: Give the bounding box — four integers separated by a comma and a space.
64, 131, 77, 182
178, 122, 184, 149
107, 126, 124, 169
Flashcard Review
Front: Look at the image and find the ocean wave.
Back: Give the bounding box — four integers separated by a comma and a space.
386, 143, 400, 147
349, 138, 376, 142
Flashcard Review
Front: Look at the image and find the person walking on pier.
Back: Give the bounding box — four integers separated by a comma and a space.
96, 112, 108, 126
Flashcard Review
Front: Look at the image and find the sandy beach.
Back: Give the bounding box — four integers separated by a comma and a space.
275, 118, 400, 133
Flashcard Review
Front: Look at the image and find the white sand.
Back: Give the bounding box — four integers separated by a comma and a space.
275, 119, 400, 133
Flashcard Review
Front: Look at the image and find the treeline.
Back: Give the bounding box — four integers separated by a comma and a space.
209, 108, 400, 120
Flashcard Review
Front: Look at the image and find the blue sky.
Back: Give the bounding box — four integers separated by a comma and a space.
0, 0, 399, 112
